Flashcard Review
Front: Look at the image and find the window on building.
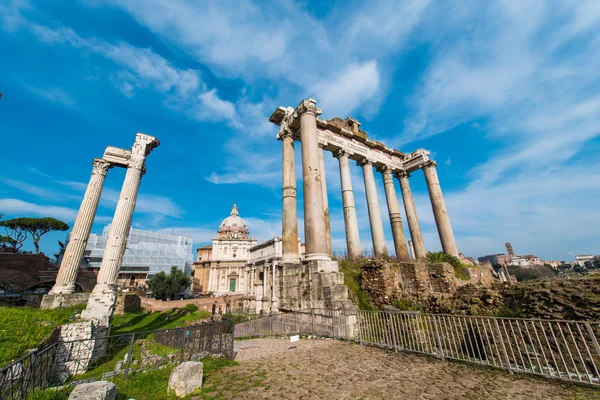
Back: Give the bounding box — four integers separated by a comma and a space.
233, 249, 237, 258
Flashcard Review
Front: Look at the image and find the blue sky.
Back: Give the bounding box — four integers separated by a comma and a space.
1, 0, 600, 261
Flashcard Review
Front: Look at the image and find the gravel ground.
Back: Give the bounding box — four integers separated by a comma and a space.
197, 338, 600, 399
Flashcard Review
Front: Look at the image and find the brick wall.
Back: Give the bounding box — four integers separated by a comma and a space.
140, 295, 244, 314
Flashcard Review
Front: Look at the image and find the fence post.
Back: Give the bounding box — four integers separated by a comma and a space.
432, 316, 444, 359
311, 309, 315, 335
230, 321, 235, 359
585, 323, 600, 361
389, 312, 399, 353
124, 334, 135, 379
270, 314, 273, 335
493, 319, 513, 373
295, 311, 299, 334
180, 328, 187, 364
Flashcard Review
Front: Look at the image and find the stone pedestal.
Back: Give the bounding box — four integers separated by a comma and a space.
40, 293, 90, 310
49, 159, 111, 296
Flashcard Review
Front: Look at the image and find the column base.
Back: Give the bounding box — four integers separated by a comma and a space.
281, 254, 300, 263
48, 284, 76, 295
41, 293, 90, 310
305, 253, 331, 262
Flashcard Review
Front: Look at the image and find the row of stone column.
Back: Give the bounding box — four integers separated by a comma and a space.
46, 134, 159, 323
278, 99, 458, 262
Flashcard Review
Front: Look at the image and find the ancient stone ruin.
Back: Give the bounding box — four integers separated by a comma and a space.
243, 98, 462, 314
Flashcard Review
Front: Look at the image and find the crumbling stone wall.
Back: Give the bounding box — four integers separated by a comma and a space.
359, 260, 497, 309
274, 261, 355, 312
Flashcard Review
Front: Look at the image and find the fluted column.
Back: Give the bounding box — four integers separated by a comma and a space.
334, 150, 361, 260
422, 161, 458, 256
280, 131, 300, 263
358, 159, 387, 258
297, 99, 330, 261
82, 134, 159, 325
396, 171, 426, 259
49, 159, 112, 295
318, 145, 332, 256
379, 166, 410, 261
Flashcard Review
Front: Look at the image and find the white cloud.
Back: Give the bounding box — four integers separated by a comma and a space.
1, 178, 58, 199
24, 85, 77, 107
0, 0, 30, 31
0, 198, 77, 221
312, 61, 381, 118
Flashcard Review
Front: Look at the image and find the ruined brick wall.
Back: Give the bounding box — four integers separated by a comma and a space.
275, 261, 354, 312
114, 294, 142, 315
140, 295, 244, 314
360, 260, 497, 309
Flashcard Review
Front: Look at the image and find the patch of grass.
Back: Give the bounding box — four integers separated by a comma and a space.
393, 298, 424, 312
222, 312, 256, 323
110, 309, 212, 335
454, 264, 471, 281
339, 260, 373, 310
0, 305, 85, 367
27, 387, 72, 400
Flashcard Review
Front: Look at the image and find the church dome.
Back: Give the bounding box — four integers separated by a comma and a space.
217, 203, 250, 239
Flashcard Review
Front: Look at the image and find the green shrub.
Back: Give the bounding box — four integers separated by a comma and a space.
182, 303, 198, 314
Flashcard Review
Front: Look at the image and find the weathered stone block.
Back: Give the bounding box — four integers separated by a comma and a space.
40, 293, 90, 310
68, 381, 116, 400
168, 361, 204, 397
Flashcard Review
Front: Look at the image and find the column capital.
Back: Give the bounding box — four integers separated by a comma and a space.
394, 170, 410, 179
356, 157, 373, 167
277, 127, 294, 140
294, 98, 322, 118
333, 149, 349, 159
92, 158, 112, 176
129, 133, 160, 170
422, 160, 437, 169
376, 164, 393, 174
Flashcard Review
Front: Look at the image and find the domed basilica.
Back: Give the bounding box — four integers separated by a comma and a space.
206, 203, 257, 294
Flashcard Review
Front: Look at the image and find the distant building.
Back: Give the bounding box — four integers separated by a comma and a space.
478, 254, 511, 267
575, 255, 595, 267
207, 203, 257, 294
544, 260, 562, 268
505, 242, 516, 258
522, 255, 542, 265
510, 257, 529, 267
191, 245, 212, 294
81, 225, 193, 291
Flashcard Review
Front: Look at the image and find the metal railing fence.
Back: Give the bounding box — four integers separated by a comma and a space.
235, 309, 600, 386
0, 319, 234, 400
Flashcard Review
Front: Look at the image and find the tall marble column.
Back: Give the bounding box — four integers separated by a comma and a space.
297, 99, 330, 261
334, 150, 361, 260
379, 166, 410, 261
318, 145, 332, 256
358, 159, 387, 258
280, 130, 300, 263
422, 161, 458, 256
396, 171, 426, 259
82, 134, 159, 325
49, 159, 112, 295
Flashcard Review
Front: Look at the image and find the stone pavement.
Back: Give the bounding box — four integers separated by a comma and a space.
199, 338, 600, 399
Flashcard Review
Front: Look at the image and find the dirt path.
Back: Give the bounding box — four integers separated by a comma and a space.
199, 338, 600, 399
